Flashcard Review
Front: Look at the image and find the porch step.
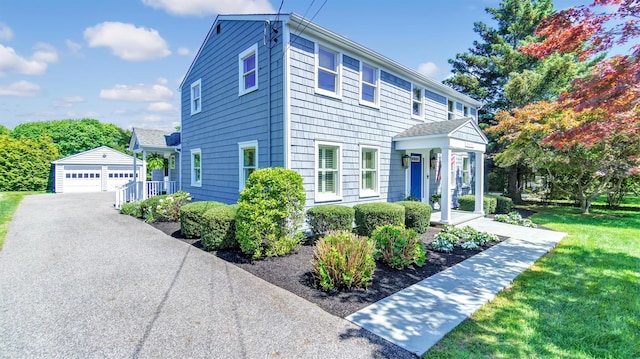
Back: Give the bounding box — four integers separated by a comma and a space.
430, 210, 484, 226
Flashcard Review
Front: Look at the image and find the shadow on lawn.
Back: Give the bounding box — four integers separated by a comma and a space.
426, 245, 640, 358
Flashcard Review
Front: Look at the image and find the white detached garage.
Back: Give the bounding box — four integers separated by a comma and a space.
52, 146, 145, 193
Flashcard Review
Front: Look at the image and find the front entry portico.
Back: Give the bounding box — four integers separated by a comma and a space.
394, 118, 488, 224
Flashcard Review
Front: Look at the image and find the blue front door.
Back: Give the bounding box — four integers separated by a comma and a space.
410, 153, 422, 199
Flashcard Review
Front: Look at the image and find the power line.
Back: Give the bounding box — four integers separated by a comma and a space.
290, 0, 328, 48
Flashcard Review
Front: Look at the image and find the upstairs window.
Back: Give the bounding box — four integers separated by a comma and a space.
190, 79, 201, 115
239, 44, 258, 95
412, 86, 423, 119
463, 106, 470, 117
447, 99, 455, 120
360, 63, 378, 106
238, 140, 258, 191
316, 46, 340, 97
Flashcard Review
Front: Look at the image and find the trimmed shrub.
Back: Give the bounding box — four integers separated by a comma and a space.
155, 191, 192, 221
353, 202, 405, 237
494, 195, 514, 214
119, 201, 142, 218
371, 225, 426, 269
396, 201, 432, 233
306, 205, 354, 236
311, 231, 376, 291
201, 205, 238, 251
457, 195, 497, 214
140, 195, 168, 222
180, 201, 225, 238
236, 168, 306, 259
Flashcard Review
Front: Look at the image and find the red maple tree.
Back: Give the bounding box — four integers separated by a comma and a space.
520, 0, 639, 148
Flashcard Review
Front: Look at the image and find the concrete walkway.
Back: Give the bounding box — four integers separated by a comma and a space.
347, 217, 567, 356
0, 193, 413, 358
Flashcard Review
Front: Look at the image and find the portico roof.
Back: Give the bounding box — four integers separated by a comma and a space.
129, 127, 181, 153
393, 118, 488, 152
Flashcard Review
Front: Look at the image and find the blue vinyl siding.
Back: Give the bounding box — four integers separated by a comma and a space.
342, 55, 359, 71
181, 20, 284, 203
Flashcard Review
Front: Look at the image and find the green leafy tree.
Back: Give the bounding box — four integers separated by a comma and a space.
0, 134, 59, 191
0, 125, 9, 136
11, 118, 131, 158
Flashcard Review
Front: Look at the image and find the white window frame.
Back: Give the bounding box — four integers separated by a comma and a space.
190, 79, 202, 115
238, 44, 258, 96
238, 140, 258, 192
315, 141, 342, 202
412, 85, 423, 120
463, 105, 470, 117
315, 44, 342, 99
359, 62, 379, 107
447, 99, 456, 120
190, 148, 202, 187
359, 145, 380, 197
462, 156, 470, 187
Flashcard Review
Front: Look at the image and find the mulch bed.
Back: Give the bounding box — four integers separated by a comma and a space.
150, 221, 507, 318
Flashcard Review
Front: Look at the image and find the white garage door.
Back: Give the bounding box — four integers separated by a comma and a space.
106, 166, 138, 191
63, 166, 102, 193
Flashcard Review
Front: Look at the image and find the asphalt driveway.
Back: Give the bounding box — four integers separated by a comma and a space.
0, 193, 413, 358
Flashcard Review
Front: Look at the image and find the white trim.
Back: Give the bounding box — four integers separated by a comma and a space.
190, 79, 202, 115
238, 43, 259, 96
284, 25, 291, 169
315, 43, 342, 99
238, 140, 258, 192
359, 145, 380, 198
411, 85, 424, 120
315, 140, 342, 202
359, 62, 379, 108
190, 148, 202, 187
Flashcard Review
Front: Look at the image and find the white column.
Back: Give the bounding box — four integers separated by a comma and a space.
440, 147, 452, 224
142, 151, 147, 200
474, 151, 485, 214
133, 153, 137, 200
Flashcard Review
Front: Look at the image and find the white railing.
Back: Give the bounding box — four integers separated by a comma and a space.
114, 180, 178, 209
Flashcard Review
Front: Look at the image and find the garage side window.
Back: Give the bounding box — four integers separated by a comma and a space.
191, 149, 202, 187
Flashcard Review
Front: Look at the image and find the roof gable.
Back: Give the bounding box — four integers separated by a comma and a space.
394, 118, 488, 146
129, 127, 180, 151
51, 146, 138, 165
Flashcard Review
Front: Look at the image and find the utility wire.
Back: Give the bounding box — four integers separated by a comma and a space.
290, 0, 328, 46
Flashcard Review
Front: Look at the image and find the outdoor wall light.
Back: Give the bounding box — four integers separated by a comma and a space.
430, 156, 437, 169
402, 154, 411, 169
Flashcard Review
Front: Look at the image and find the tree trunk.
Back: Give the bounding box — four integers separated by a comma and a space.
508, 165, 523, 204
580, 197, 592, 214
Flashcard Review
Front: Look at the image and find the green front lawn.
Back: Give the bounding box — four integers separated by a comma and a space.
0, 192, 39, 250
425, 206, 640, 358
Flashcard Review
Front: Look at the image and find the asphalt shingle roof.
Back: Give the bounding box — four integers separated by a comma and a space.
393, 118, 471, 139
133, 128, 179, 148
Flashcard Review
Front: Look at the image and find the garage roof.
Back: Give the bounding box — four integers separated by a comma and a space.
51, 146, 142, 165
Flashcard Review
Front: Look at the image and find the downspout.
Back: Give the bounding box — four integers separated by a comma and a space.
264, 20, 272, 167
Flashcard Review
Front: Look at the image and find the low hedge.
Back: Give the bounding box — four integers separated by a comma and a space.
353, 202, 405, 237
179, 201, 225, 238
140, 195, 169, 222
200, 205, 238, 251
396, 201, 432, 233
306, 205, 354, 236
119, 201, 142, 218
457, 195, 497, 214
494, 195, 513, 214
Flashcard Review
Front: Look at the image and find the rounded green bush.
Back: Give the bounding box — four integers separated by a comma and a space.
200, 205, 238, 251
353, 202, 405, 237
179, 201, 225, 238
236, 167, 306, 259
457, 195, 497, 214
371, 225, 426, 269
396, 201, 432, 233
306, 205, 355, 236
119, 201, 142, 217
494, 195, 514, 214
311, 231, 376, 291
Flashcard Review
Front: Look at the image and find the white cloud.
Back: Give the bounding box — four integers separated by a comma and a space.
0, 80, 40, 96
84, 22, 171, 61
0, 22, 13, 41
65, 39, 82, 55
177, 47, 191, 56
147, 102, 174, 112
141, 0, 274, 16
156, 77, 168, 85
66, 110, 100, 118
53, 96, 85, 108
417, 62, 439, 78
32, 42, 59, 63
143, 115, 162, 123
0, 43, 58, 75
100, 81, 173, 102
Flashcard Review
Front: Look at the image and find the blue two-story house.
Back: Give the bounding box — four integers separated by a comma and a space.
177, 13, 487, 224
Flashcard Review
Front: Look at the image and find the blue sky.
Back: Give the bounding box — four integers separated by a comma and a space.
1, 0, 591, 131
